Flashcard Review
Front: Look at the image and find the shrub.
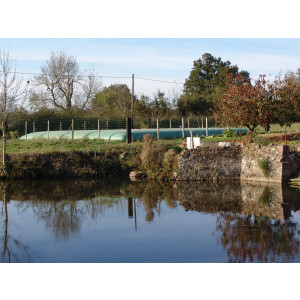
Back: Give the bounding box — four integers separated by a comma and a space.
139, 134, 177, 180
171, 145, 182, 154
255, 136, 270, 146
222, 129, 237, 138
8, 131, 18, 139
258, 158, 271, 176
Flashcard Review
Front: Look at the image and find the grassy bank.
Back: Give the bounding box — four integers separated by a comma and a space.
255, 122, 300, 134
1, 137, 183, 179
5, 137, 185, 155
5, 127, 300, 155
0, 125, 299, 180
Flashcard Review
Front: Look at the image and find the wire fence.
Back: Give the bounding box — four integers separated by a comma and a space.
9, 116, 216, 138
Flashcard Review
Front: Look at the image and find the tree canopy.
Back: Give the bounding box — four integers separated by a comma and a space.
212, 74, 300, 132
92, 84, 132, 118
178, 53, 249, 116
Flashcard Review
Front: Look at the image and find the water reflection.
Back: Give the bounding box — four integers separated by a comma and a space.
134, 181, 178, 222
0, 185, 36, 262
177, 181, 300, 262
0, 179, 299, 262
216, 213, 299, 263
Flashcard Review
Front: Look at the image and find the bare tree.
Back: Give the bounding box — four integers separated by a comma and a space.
0, 48, 28, 173
34, 50, 102, 111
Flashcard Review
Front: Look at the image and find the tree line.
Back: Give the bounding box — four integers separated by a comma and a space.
1, 48, 299, 134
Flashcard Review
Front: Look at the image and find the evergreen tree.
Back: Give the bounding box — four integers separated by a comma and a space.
178, 53, 249, 116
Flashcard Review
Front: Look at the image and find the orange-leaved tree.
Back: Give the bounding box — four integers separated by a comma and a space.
212, 74, 299, 133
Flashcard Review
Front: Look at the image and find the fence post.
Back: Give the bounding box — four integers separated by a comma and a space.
60, 121, 62, 131
206, 117, 208, 137
47, 120, 50, 139
33, 122, 35, 133
201, 118, 203, 129
84, 121, 86, 130
157, 119, 160, 140
182, 118, 185, 138
72, 119, 74, 140
25, 121, 27, 140
126, 117, 132, 144
98, 119, 100, 141
187, 119, 190, 129
169, 119, 172, 129
190, 129, 194, 149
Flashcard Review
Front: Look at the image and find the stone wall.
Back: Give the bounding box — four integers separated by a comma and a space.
175, 145, 242, 181
175, 143, 300, 183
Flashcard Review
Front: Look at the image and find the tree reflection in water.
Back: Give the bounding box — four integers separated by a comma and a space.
216, 213, 299, 262
135, 181, 178, 223
1, 178, 300, 263
178, 182, 300, 263
32, 201, 82, 241
215, 185, 300, 263
0, 186, 36, 263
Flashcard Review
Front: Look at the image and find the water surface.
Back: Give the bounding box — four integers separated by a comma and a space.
0, 179, 299, 263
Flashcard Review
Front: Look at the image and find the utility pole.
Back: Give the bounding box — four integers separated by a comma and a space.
126, 117, 132, 144
131, 74, 134, 128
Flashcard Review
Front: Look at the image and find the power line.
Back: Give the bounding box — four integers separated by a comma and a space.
135, 77, 184, 85
0, 70, 184, 85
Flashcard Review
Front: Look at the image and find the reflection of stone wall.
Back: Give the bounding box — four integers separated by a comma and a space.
175, 144, 300, 183
175, 181, 300, 221
240, 182, 284, 220
1, 178, 133, 201
175, 181, 243, 213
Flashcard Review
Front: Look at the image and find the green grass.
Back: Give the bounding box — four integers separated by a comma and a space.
4, 122, 300, 155
5, 137, 187, 155
6, 138, 136, 154
255, 123, 300, 134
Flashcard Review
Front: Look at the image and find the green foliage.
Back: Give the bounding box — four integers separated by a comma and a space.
92, 84, 132, 118
255, 136, 270, 146
8, 130, 18, 139
222, 129, 237, 138
171, 145, 183, 154
139, 134, 177, 180
178, 53, 249, 116
258, 157, 271, 177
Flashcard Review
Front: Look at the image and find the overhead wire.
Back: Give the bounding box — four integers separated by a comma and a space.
0, 70, 184, 85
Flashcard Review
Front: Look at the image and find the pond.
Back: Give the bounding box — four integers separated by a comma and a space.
0, 178, 299, 263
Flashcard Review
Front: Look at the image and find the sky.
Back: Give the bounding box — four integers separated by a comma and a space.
1, 38, 300, 98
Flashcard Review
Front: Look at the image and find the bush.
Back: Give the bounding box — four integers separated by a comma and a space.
222, 129, 237, 138
255, 136, 270, 146
258, 158, 271, 177
171, 145, 182, 154
139, 134, 177, 180
8, 131, 18, 139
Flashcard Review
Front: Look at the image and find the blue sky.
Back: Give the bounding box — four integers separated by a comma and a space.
1, 38, 300, 97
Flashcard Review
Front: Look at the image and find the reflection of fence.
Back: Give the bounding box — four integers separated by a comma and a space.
10, 116, 216, 138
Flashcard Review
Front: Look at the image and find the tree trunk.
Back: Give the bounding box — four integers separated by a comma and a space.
2, 122, 6, 173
